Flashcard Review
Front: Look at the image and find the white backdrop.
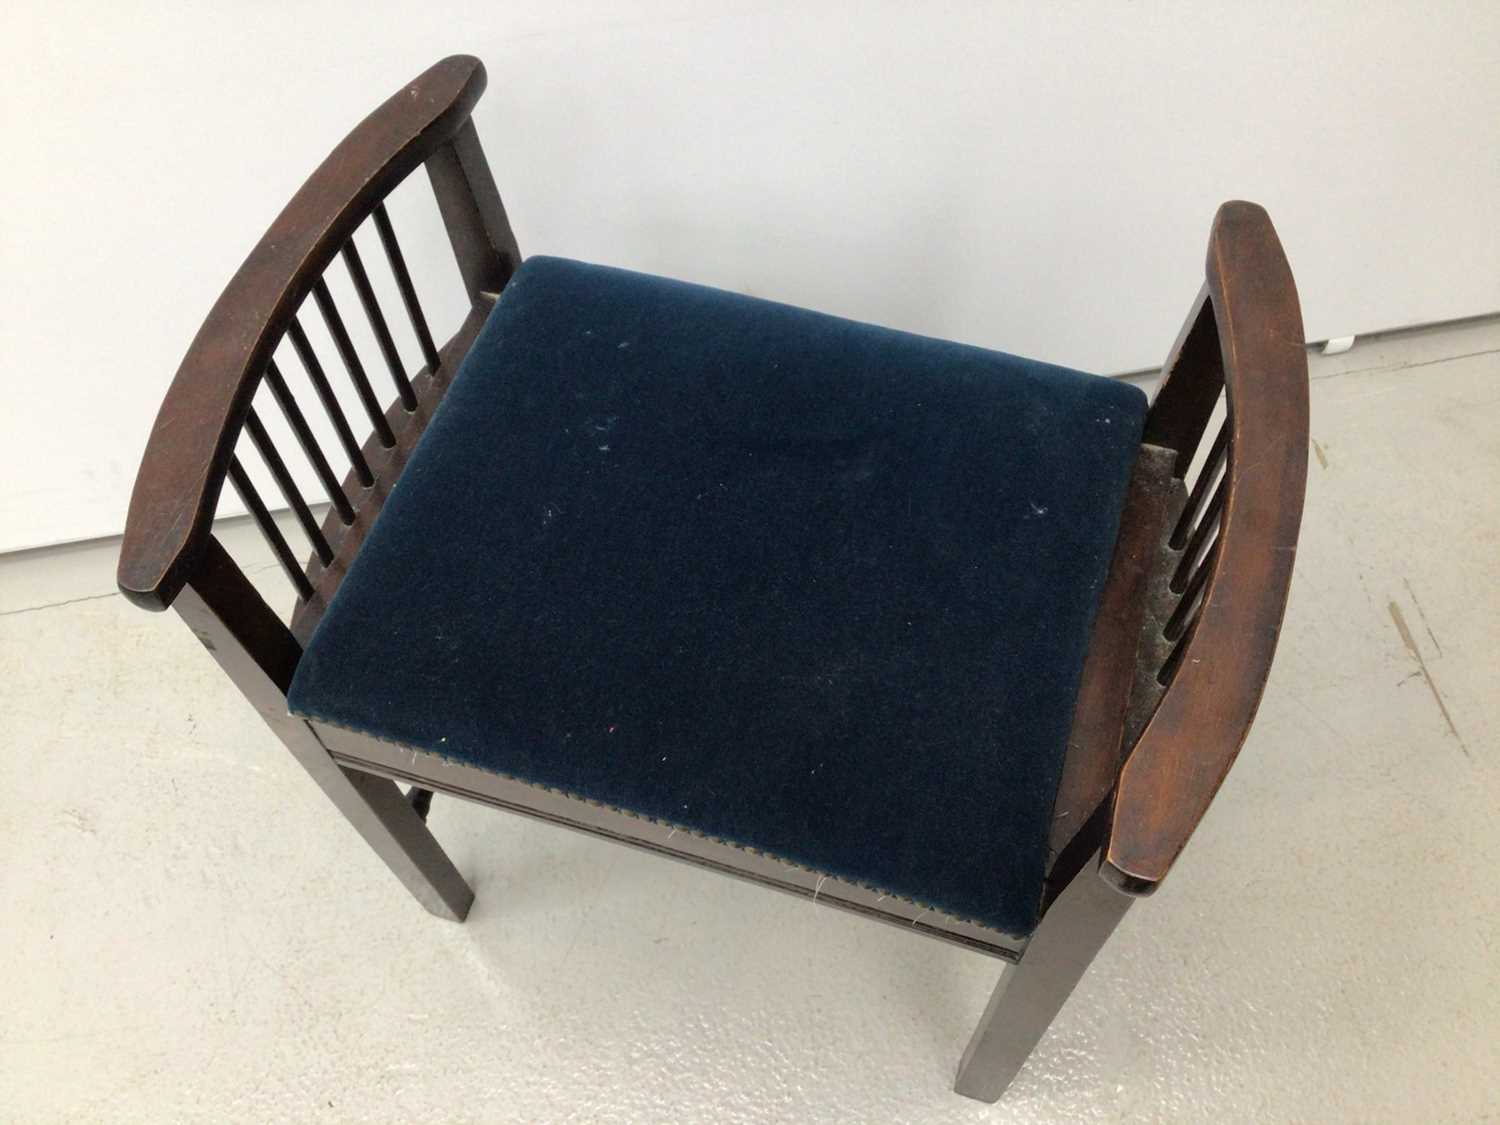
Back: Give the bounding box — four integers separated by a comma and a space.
4, 1, 1498, 552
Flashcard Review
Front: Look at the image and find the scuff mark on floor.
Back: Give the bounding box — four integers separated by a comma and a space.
61, 808, 98, 835
1401, 576, 1443, 656
1388, 601, 1469, 759
0, 591, 118, 617
1310, 345, 1500, 382
1311, 439, 1329, 469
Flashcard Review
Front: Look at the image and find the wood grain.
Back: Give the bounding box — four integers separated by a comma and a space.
1101, 202, 1309, 894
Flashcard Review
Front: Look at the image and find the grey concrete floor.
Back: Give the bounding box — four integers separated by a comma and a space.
3, 319, 1498, 1122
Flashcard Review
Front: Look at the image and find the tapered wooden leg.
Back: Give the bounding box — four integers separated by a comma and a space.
174, 535, 474, 921
294, 735, 474, 921
954, 861, 1131, 1102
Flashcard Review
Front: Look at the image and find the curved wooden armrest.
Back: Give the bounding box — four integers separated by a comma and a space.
1101, 202, 1309, 895
118, 55, 491, 611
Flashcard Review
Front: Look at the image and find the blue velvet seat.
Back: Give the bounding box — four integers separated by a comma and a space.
288, 257, 1147, 936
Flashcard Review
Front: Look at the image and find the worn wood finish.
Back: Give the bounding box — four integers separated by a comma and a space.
1045, 444, 1175, 875
1101, 202, 1309, 894
1120, 476, 1190, 754
117, 55, 490, 612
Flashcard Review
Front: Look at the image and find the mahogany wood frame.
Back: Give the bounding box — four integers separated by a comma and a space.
117, 56, 1309, 1103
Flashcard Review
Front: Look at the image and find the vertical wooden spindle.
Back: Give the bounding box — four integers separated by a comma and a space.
372, 202, 441, 373
1171, 474, 1227, 592
242, 408, 335, 566
263, 360, 356, 524
226, 456, 315, 600
286, 317, 377, 487
342, 238, 417, 410
311, 278, 397, 447
1163, 538, 1219, 642
1169, 420, 1229, 548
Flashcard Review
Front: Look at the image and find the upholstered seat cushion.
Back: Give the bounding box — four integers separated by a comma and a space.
288, 257, 1147, 936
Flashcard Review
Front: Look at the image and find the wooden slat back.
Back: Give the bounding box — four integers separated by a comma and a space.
117, 55, 517, 618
